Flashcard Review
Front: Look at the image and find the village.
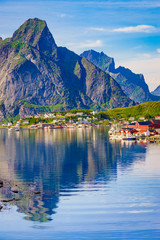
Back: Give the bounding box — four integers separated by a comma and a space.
1, 110, 160, 142
1, 111, 99, 130
109, 116, 160, 142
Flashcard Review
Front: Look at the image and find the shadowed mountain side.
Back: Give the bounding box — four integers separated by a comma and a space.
80, 50, 160, 104
0, 18, 134, 118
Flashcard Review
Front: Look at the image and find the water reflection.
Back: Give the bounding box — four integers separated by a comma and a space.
0, 128, 147, 222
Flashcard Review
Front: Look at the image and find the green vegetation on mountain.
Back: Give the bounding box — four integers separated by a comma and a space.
98, 101, 160, 120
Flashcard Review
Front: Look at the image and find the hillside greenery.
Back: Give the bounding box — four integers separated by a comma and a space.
98, 101, 160, 120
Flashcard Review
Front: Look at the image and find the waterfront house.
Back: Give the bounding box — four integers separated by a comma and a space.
126, 120, 160, 135
16, 120, 20, 127
126, 121, 152, 133
136, 121, 152, 132
126, 122, 136, 129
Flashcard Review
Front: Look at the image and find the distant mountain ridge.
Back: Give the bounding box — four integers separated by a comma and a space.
0, 18, 134, 119
152, 85, 160, 96
80, 50, 160, 104
81, 50, 115, 72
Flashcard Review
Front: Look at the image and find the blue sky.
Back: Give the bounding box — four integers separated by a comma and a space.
0, 0, 160, 90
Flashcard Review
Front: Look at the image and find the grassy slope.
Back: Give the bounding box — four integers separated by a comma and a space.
98, 101, 160, 120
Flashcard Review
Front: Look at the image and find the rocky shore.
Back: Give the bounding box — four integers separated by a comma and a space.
0, 179, 41, 211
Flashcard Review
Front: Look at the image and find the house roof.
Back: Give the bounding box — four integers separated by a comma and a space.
127, 122, 136, 126
138, 121, 152, 125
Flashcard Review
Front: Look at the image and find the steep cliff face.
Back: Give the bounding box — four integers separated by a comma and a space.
80, 50, 160, 104
0, 18, 134, 117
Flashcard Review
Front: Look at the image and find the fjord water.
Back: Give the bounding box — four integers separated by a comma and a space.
0, 128, 160, 239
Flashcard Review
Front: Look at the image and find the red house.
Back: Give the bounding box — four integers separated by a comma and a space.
126, 122, 136, 129
126, 121, 152, 132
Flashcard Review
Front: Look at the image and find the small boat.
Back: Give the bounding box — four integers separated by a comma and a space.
122, 134, 136, 141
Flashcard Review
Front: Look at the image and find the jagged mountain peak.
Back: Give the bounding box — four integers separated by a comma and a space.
11, 18, 57, 53
80, 50, 115, 73
81, 49, 160, 103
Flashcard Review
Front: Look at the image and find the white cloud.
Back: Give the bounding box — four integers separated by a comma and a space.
80, 40, 103, 48
57, 13, 73, 18
157, 48, 160, 54
59, 14, 67, 18
89, 25, 157, 34
66, 40, 103, 49
89, 27, 106, 32
113, 25, 156, 33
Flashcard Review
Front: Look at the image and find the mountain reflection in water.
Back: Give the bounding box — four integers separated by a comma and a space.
0, 128, 146, 222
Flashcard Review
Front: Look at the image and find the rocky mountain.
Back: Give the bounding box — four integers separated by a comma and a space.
81, 50, 115, 72
80, 50, 160, 104
0, 18, 134, 119
151, 85, 160, 96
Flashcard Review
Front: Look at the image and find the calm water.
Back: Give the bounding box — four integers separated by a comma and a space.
0, 128, 160, 239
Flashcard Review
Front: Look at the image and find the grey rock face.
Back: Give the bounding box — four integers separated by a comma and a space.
80, 50, 160, 103
0, 18, 135, 118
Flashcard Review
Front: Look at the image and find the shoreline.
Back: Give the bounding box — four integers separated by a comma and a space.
0, 179, 41, 211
